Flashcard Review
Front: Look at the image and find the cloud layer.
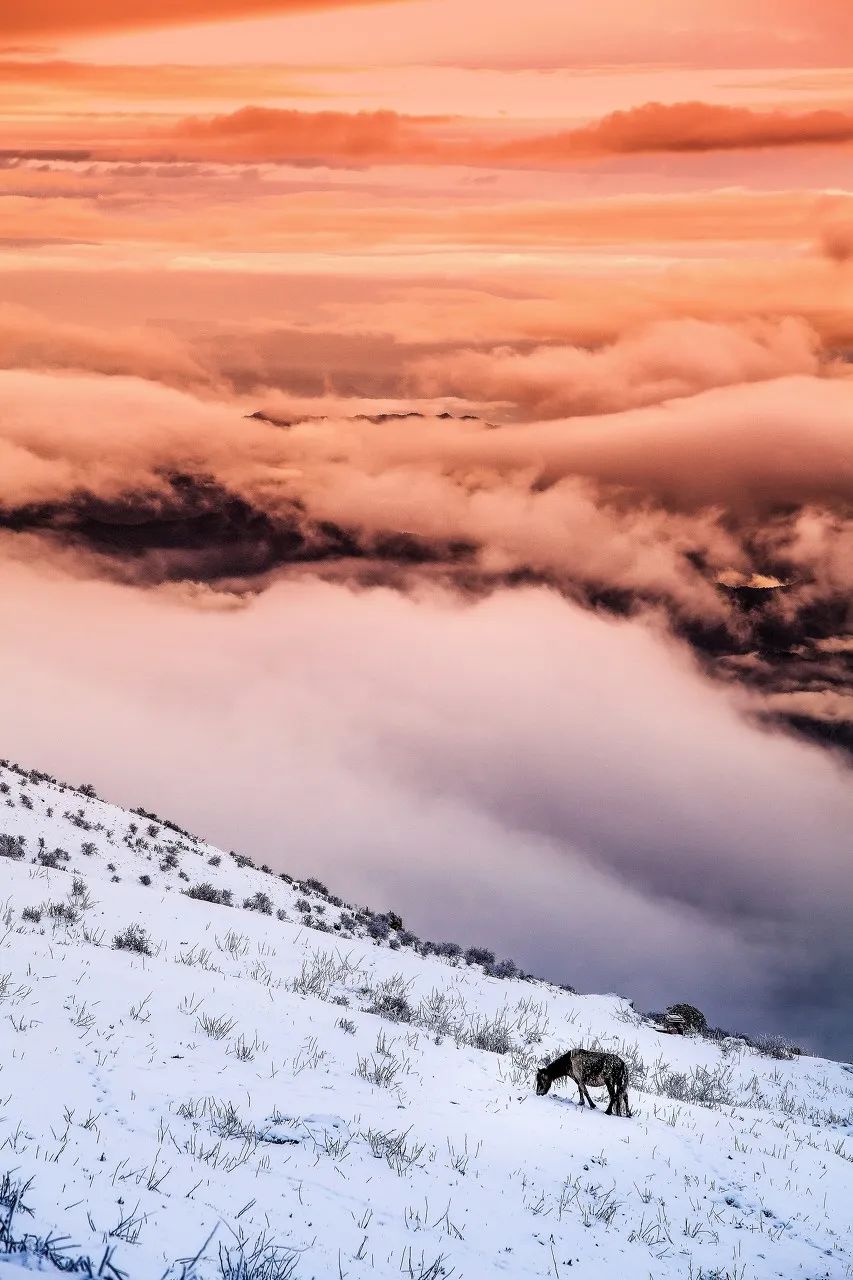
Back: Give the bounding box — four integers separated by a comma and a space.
1, 563, 851, 1052
6, 0, 399, 38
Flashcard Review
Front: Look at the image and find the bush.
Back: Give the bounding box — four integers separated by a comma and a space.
464, 946, 495, 967
208, 855, 222, 867
37, 848, 70, 869
243, 891, 273, 915
487, 958, 518, 980
295, 898, 311, 913
185, 882, 233, 906
21, 906, 41, 923
666, 1003, 707, 1034
113, 924, 152, 955
230, 852, 255, 870
363, 975, 413, 1023
302, 877, 329, 897
160, 851, 179, 871
0, 833, 25, 860
753, 1033, 800, 1060
46, 901, 78, 925
367, 916, 391, 940
139, 874, 152, 886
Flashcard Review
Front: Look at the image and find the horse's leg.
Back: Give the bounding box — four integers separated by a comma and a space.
604, 1082, 616, 1115
582, 1083, 597, 1109
574, 1078, 586, 1107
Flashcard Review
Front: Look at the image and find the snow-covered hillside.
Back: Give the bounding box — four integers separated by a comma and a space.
0, 758, 851, 1280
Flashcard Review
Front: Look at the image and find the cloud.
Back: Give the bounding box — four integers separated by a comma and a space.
1, 562, 851, 1053
125, 101, 853, 168
495, 101, 853, 162
0, 304, 214, 390
409, 318, 824, 419
5, 0, 404, 39
0, 366, 852, 647
162, 106, 446, 164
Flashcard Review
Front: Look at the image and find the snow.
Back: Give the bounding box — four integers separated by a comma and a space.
1, 758, 852, 1280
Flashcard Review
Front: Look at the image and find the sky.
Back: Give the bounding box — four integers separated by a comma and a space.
1, 0, 852, 1054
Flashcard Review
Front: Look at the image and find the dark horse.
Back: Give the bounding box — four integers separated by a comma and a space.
535, 1048, 631, 1116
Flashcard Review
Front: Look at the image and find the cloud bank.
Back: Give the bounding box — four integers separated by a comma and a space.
5, 0, 401, 39
1, 563, 851, 1053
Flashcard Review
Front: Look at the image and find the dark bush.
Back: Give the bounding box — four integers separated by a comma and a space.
47, 901, 78, 924
0, 833, 25, 860
184, 882, 233, 906
21, 906, 41, 923
433, 941, 462, 959
37, 848, 70, 869
302, 877, 329, 897
113, 924, 152, 955
464, 946, 495, 967
243, 891, 273, 914
139, 874, 152, 886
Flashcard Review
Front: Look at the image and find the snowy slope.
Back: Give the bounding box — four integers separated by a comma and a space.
0, 758, 852, 1280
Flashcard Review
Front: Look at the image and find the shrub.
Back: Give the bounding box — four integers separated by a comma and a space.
464, 1012, 514, 1054
302, 877, 329, 897
364, 975, 413, 1023
487, 958, 518, 980
46, 901, 78, 925
208, 855, 222, 867
464, 946, 495, 967
230, 852, 255, 870
139, 874, 152, 886
0, 833, 25, 860
295, 898, 311, 913
367, 916, 391, 940
753, 1033, 800, 1060
160, 851, 179, 871
666, 1003, 707, 1034
37, 848, 70, 869
243, 892, 273, 915
185, 882, 233, 906
81, 841, 96, 857
337, 1017, 356, 1034
113, 924, 152, 955
21, 906, 41, 924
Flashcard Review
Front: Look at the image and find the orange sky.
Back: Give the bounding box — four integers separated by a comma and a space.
0, 0, 851, 370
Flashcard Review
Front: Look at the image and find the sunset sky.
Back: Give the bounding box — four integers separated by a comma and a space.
1, 1, 852, 1052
